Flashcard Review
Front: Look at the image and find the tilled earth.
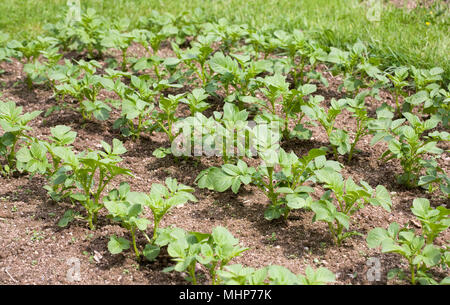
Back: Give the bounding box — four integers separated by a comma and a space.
0, 44, 448, 285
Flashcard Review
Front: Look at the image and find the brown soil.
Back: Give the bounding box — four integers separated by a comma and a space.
0, 43, 448, 285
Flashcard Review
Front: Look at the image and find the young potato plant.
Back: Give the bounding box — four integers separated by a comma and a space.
410, 198, 450, 245
54, 60, 113, 121
113, 93, 156, 139
419, 160, 450, 199
140, 177, 197, 242
104, 182, 152, 260
327, 42, 386, 96
369, 109, 448, 187
0, 100, 41, 174
153, 94, 186, 143
197, 144, 342, 221
181, 88, 210, 115
20, 46, 63, 89
270, 29, 328, 87
218, 264, 335, 285
256, 148, 341, 221
367, 198, 449, 285
402, 67, 447, 121
301, 96, 348, 159
155, 226, 248, 285
411, 66, 444, 93
171, 34, 218, 87
386, 66, 409, 117
211, 102, 251, 163
106, 75, 182, 139
159, 101, 251, 161
132, 24, 177, 80
60, 139, 132, 229
106, 177, 196, 261
203, 18, 249, 52
7, 36, 58, 89
16, 125, 78, 201
345, 91, 375, 162
0, 32, 14, 68
246, 28, 277, 60
208, 51, 272, 106
312, 169, 392, 245
247, 74, 316, 140
101, 26, 135, 71
72, 8, 108, 58
47, 59, 82, 108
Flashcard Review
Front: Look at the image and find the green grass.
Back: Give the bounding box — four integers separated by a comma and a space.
0, 0, 449, 78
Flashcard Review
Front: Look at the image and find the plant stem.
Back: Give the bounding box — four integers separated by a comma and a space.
131, 227, 140, 260
121, 49, 127, 72
348, 133, 360, 163
152, 218, 161, 242
332, 145, 338, 160
26, 74, 33, 90
284, 112, 289, 139
410, 262, 416, 285
189, 265, 197, 285
8, 136, 18, 169
328, 223, 337, 245
395, 89, 401, 117
284, 209, 290, 221
267, 167, 277, 205
88, 213, 95, 230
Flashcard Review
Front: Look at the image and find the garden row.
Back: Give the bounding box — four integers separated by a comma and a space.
0, 7, 448, 285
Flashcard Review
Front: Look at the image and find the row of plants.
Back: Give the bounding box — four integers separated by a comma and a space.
0, 99, 338, 285
0, 7, 448, 285
1, 98, 448, 285
1, 9, 447, 196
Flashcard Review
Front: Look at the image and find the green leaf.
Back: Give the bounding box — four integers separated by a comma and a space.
335, 212, 350, 229
291, 124, 312, 140
167, 239, 188, 258
108, 235, 130, 255
16, 147, 32, 162
315, 169, 344, 193
411, 198, 430, 219
70, 193, 87, 202
209, 168, 233, 192
370, 185, 392, 212
112, 139, 127, 155
301, 266, 336, 285
440, 277, 450, 285
264, 205, 282, 220
367, 228, 390, 248
58, 209, 75, 227
231, 177, 242, 194
380, 239, 405, 254
286, 195, 307, 210
267, 265, 299, 285
417, 142, 442, 155
388, 139, 402, 155
276, 187, 294, 194
143, 244, 160, 261
134, 218, 151, 231
212, 226, 238, 246
153, 147, 171, 158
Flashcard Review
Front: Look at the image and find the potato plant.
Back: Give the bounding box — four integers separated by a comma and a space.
0, 100, 41, 174
369, 109, 448, 187
367, 198, 449, 285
